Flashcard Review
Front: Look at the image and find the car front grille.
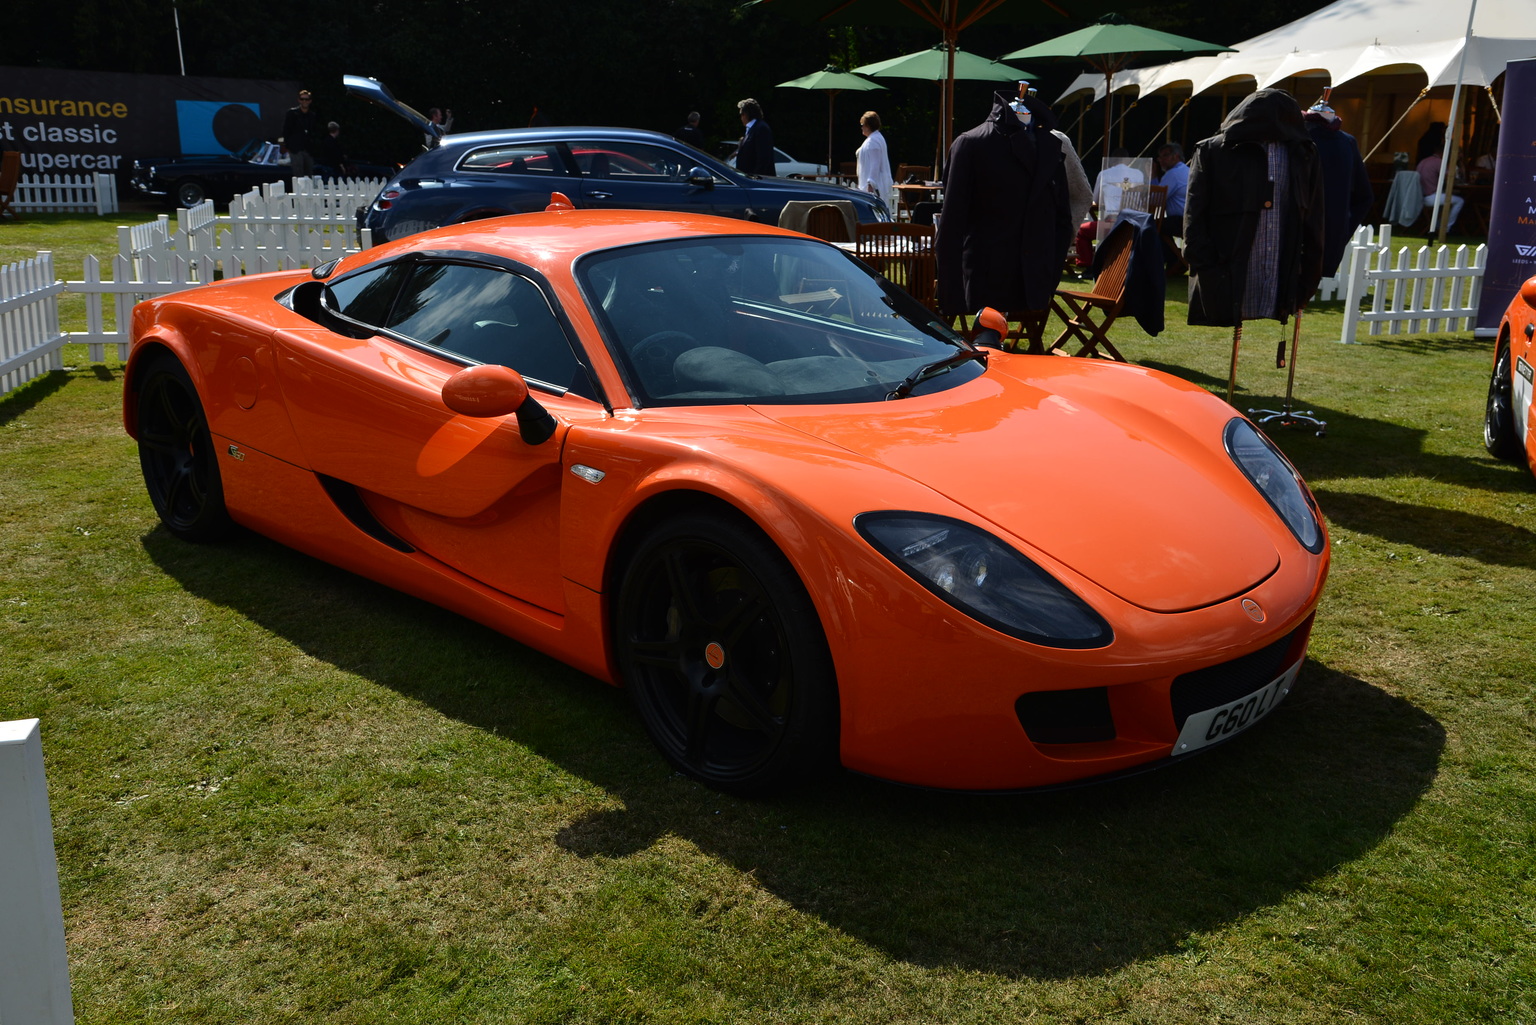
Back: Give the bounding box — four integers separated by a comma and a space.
1169, 630, 1299, 729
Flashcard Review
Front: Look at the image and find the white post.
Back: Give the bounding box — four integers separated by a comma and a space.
0, 719, 75, 1025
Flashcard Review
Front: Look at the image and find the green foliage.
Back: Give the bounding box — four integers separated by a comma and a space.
2, 217, 1532, 1023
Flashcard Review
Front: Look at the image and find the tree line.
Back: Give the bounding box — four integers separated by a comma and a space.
3, 0, 1324, 172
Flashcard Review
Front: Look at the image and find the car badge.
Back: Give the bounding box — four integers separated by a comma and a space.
705, 642, 726, 669
1242, 599, 1265, 622
226, 445, 246, 461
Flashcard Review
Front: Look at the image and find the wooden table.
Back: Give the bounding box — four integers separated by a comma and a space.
892, 183, 942, 221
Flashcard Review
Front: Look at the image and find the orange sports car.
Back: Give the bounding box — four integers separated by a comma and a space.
1484, 273, 1536, 479
124, 206, 1329, 794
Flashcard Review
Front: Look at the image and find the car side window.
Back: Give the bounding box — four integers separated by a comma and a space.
459, 144, 569, 176
570, 141, 699, 183
386, 262, 581, 390
328, 263, 410, 326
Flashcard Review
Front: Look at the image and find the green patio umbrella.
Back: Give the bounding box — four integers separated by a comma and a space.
852, 45, 1021, 82
852, 46, 1032, 171
1000, 13, 1234, 160
746, 0, 1100, 175
776, 66, 886, 174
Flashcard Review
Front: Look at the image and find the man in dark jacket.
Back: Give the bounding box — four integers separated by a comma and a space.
281, 89, 321, 177
1303, 100, 1373, 276
936, 93, 1072, 330
736, 99, 775, 176
1184, 89, 1325, 327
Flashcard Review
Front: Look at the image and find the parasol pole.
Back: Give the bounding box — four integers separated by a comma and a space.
1102, 67, 1113, 163
941, 32, 958, 177
826, 89, 838, 174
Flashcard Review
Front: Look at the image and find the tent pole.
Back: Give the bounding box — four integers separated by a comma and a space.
1431, 0, 1479, 239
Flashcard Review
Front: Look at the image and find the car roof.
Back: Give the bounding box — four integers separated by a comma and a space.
436, 126, 709, 151
346, 207, 811, 278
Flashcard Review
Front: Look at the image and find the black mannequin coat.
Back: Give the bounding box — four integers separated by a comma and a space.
936, 94, 1073, 317
1184, 89, 1326, 327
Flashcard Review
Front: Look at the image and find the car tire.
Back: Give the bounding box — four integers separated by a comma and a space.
1484, 339, 1522, 462
176, 179, 207, 208
614, 512, 839, 795
135, 353, 234, 542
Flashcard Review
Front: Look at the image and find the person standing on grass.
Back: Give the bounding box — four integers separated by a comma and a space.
855, 111, 893, 199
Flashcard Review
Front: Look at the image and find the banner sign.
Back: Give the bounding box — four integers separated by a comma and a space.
0, 66, 298, 179
1476, 57, 1536, 336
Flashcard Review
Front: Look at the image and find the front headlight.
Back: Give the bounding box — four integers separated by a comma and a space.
856, 513, 1112, 648
1225, 418, 1325, 553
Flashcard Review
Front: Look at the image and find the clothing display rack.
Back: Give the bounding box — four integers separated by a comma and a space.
1246, 310, 1328, 436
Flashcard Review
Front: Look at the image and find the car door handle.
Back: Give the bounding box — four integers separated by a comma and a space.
587, 190, 614, 199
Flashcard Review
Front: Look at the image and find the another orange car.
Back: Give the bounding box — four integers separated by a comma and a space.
124, 207, 1329, 793
1484, 273, 1536, 478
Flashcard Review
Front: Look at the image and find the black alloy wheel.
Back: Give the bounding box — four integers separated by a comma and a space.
136, 354, 233, 541
615, 513, 839, 795
1484, 340, 1521, 461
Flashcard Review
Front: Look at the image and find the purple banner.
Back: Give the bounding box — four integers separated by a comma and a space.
0, 66, 297, 181
1476, 57, 1536, 335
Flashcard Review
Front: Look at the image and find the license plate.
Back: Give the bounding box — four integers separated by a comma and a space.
1173, 661, 1300, 755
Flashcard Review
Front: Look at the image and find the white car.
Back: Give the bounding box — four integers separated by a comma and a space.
721, 143, 828, 178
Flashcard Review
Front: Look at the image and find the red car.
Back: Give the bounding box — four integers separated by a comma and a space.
1484, 273, 1536, 478
124, 206, 1329, 794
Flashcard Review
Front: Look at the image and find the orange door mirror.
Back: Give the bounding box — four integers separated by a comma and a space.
442, 364, 529, 418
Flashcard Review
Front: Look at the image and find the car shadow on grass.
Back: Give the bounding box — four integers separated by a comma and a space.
1311, 487, 1536, 569
145, 528, 1445, 982
1134, 363, 1533, 496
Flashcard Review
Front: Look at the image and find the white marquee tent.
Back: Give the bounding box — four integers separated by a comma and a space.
1056, 0, 1534, 105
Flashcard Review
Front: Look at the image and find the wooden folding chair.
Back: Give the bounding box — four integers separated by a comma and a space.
803, 203, 852, 243
1047, 219, 1136, 361
855, 222, 939, 314
0, 150, 22, 221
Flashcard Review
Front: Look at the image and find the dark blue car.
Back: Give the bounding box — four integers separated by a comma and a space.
345, 76, 890, 243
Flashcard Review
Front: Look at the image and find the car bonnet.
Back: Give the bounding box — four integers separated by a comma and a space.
755, 362, 1283, 614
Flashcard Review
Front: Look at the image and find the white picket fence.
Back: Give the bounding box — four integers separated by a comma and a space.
9, 173, 120, 215
1326, 224, 1486, 343
0, 253, 68, 396
0, 177, 383, 396
120, 177, 381, 279
0, 211, 1493, 401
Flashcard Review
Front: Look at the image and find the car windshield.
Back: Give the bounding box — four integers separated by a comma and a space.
577, 236, 977, 406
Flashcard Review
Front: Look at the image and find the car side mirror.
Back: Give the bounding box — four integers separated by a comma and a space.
971, 307, 1010, 349
1521, 275, 1536, 310
441, 364, 557, 445
687, 167, 715, 188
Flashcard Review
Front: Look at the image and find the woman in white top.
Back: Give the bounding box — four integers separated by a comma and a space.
856, 111, 893, 198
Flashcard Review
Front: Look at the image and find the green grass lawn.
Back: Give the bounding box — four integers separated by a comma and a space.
1, 217, 1532, 1024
